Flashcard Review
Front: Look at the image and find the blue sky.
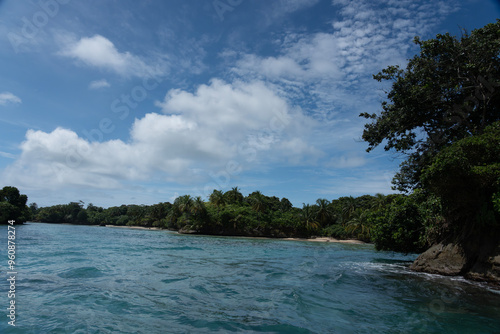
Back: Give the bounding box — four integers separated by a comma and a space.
0, 0, 498, 208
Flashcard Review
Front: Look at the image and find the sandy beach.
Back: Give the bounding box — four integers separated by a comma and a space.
281, 237, 366, 244
105, 225, 162, 231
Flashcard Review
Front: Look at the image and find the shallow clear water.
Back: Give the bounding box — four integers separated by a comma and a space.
1, 223, 499, 333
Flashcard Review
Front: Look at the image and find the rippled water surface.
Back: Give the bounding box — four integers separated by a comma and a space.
1, 223, 499, 333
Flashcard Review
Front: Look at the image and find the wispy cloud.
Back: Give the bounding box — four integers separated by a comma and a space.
0, 92, 22, 105
0, 151, 16, 159
326, 154, 367, 169
155, 25, 209, 75
231, 0, 460, 118
89, 79, 111, 90
260, 0, 321, 26
59, 34, 168, 78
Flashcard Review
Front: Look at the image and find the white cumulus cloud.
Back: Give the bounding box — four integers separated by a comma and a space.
1, 80, 321, 191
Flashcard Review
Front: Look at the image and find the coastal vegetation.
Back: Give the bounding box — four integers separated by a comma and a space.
0, 186, 30, 224
29, 188, 439, 253
361, 20, 500, 281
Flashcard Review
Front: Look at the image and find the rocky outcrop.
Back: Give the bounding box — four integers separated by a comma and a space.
411, 236, 500, 286
178, 227, 198, 234
466, 244, 500, 283
410, 243, 468, 276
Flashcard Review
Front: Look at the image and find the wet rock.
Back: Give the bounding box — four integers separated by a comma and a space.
410, 243, 468, 276
466, 244, 500, 284
411, 238, 500, 285
178, 227, 198, 234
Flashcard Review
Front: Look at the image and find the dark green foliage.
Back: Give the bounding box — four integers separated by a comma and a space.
361, 21, 500, 252
29, 202, 39, 216
321, 224, 349, 239
421, 121, 500, 238
362, 21, 500, 192
209, 190, 226, 208
315, 199, 333, 227
32, 189, 444, 252
224, 187, 244, 205
76, 210, 88, 224
36, 201, 88, 225
0, 186, 31, 224
279, 198, 293, 212
0, 202, 23, 224
116, 215, 130, 226
494, 193, 500, 215
370, 194, 427, 253
0, 186, 28, 207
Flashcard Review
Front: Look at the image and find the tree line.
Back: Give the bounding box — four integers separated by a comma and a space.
29, 187, 445, 253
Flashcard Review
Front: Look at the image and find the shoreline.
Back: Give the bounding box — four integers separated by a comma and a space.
104, 224, 366, 244
105, 225, 162, 231
280, 237, 366, 244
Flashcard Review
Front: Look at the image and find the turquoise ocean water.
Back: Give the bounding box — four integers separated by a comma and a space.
1, 223, 499, 333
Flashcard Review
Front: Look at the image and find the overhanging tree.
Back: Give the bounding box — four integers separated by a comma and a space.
361, 20, 500, 192
361, 20, 500, 244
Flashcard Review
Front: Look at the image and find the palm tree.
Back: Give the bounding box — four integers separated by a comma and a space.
315, 198, 332, 226
176, 195, 194, 214
209, 190, 226, 209
341, 196, 356, 226
371, 193, 387, 211
249, 191, 267, 224
167, 201, 181, 228
191, 196, 207, 216
301, 204, 320, 233
191, 196, 208, 230
250, 191, 267, 213
279, 198, 293, 212
225, 187, 243, 205
345, 209, 371, 241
